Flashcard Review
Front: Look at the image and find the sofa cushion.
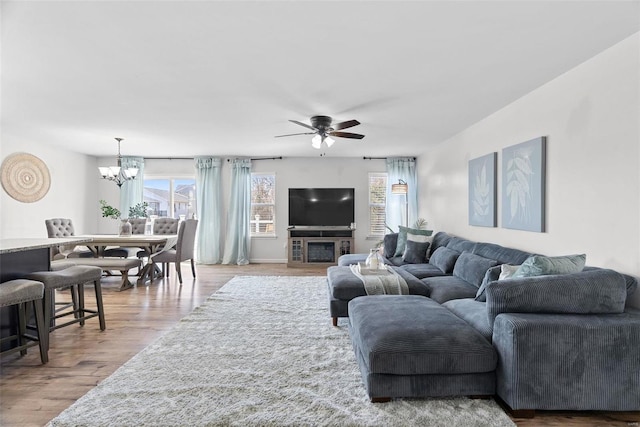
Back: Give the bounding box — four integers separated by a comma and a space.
513, 254, 586, 278
394, 226, 433, 257
428, 231, 453, 258
475, 264, 503, 302
486, 268, 628, 326
327, 266, 430, 301
386, 256, 406, 266
443, 299, 493, 341
400, 263, 448, 280
422, 275, 478, 303
446, 236, 476, 254
452, 251, 499, 288
472, 242, 531, 265
402, 240, 430, 264
428, 247, 460, 274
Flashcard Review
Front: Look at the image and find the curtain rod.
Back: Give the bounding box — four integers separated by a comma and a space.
363, 156, 417, 160
144, 156, 284, 161
226, 156, 283, 162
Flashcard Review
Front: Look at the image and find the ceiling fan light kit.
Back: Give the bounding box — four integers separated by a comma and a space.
275, 115, 364, 149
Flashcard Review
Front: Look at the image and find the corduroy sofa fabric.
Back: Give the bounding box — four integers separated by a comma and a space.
485, 268, 628, 325
349, 296, 497, 376
494, 311, 640, 410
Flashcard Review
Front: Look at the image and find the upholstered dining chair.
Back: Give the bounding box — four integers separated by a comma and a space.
45, 218, 95, 259
128, 218, 148, 235
136, 217, 179, 260
153, 217, 179, 235
150, 219, 198, 284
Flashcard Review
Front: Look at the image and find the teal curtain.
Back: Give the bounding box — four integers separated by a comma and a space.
195, 157, 223, 264
222, 159, 252, 265
119, 156, 144, 219
386, 157, 418, 230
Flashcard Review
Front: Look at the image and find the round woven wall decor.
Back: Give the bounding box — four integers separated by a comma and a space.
1, 152, 51, 203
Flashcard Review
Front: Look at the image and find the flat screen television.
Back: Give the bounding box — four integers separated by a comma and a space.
289, 188, 355, 227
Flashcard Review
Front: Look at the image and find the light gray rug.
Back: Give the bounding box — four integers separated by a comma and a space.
48, 276, 516, 427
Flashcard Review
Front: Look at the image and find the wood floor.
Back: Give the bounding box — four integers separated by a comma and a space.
1, 263, 638, 426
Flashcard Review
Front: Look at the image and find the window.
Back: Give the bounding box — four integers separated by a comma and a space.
143, 178, 196, 219
251, 173, 276, 236
368, 172, 387, 237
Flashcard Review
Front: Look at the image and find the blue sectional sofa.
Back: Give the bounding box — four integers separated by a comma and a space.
331, 232, 640, 415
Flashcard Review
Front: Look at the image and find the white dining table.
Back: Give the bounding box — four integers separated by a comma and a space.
76, 234, 178, 285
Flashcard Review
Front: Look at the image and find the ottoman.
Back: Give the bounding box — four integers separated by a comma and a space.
327, 266, 429, 326
348, 295, 497, 401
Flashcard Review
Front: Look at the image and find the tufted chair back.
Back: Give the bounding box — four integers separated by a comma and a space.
128, 218, 148, 235
153, 217, 179, 235
45, 218, 94, 259
45, 218, 76, 237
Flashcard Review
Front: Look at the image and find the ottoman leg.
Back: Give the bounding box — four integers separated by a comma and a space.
332, 317, 338, 327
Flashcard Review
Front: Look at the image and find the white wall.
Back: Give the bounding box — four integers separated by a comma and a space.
418, 33, 640, 306
0, 138, 99, 238
250, 157, 386, 262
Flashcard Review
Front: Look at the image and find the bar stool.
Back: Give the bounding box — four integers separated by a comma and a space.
0, 279, 48, 364
26, 266, 105, 348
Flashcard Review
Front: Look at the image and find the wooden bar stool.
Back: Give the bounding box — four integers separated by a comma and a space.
0, 279, 48, 364
26, 266, 105, 349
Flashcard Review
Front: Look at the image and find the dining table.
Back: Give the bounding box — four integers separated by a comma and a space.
76, 234, 178, 285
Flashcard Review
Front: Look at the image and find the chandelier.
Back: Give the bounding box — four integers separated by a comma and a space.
98, 137, 138, 187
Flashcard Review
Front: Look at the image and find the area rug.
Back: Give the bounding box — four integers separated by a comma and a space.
48, 276, 515, 427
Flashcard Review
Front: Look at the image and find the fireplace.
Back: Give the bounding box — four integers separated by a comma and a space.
307, 241, 335, 263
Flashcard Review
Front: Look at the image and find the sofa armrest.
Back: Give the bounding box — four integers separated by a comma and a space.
493, 311, 640, 411
486, 269, 627, 325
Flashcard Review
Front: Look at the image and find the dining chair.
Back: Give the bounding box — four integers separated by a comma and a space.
150, 219, 198, 284
45, 218, 95, 258
136, 217, 179, 260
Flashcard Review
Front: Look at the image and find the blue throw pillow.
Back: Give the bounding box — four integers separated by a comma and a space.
452, 251, 499, 288
402, 240, 431, 264
394, 226, 433, 257
513, 254, 586, 278
428, 246, 460, 274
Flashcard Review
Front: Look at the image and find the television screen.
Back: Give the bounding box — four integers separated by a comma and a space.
289, 188, 355, 227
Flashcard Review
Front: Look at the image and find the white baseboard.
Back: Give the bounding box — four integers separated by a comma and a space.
249, 258, 288, 264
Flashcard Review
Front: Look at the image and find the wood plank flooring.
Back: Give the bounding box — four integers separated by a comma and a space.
1, 263, 638, 426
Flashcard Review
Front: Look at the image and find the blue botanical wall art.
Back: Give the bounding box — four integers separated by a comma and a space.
468, 152, 497, 227
501, 136, 546, 232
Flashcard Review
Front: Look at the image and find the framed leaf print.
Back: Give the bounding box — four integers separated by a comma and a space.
501, 136, 546, 232
469, 152, 497, 227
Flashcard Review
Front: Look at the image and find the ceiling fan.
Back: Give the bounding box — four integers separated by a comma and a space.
275, 115, 365, 149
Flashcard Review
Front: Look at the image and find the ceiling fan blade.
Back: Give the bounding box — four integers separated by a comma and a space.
289, 120, 317, 131
274, 132, 316, 138
333, 119, 360, 130
329, 131, 365, 140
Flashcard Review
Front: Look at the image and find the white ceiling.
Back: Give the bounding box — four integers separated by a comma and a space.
2, 1, 639, 159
